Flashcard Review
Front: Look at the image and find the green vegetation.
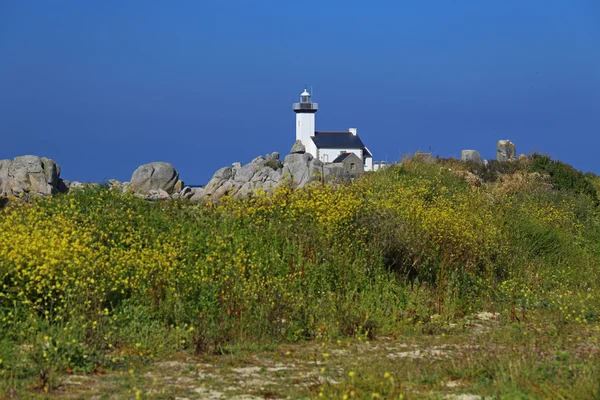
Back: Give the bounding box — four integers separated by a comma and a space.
1, 156, 600, 398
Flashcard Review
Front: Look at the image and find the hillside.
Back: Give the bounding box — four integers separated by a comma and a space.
1, 154, 600, 399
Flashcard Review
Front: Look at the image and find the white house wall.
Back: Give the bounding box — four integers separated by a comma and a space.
317, 148, 363, 163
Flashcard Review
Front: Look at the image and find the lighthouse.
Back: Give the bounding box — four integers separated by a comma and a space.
293, 89, 318, 156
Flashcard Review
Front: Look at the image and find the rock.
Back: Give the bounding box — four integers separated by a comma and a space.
0, 160, 10, 195
174, 180, 184, 193
252, 156, 267, 167
147, 189, 170, 201
290, 140, 306, 154
0, 155, 61, 197
411, 151, 436, 164
180, 186, 193, 199
212, 180, 237, 201
130, 162, 179, 194
40, 157, 60, 188
234, 164, 258, 183
309, 158, 324, 181
214, 166, 233, 180
232, 162, 242, 169
461, 150, 483, 165
519, 154, 529, 161
283, 153, 315, 186
497, 140, 516, 162
70, 181, 84, 189
57, 179, 69, 193
189, 187, 206, 203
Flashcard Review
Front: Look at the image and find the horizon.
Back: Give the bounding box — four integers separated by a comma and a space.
1, 1, 599, 183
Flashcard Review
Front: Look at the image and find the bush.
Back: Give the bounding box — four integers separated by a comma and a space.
529, 154, 598, 203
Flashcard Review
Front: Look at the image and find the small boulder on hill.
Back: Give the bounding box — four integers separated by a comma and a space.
497, 140, 516, 162
461, 150, 483, 165
130, 162, 179, 194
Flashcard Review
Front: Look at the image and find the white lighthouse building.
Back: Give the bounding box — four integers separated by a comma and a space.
293, 88, 373, 171
293, 89, 319, 157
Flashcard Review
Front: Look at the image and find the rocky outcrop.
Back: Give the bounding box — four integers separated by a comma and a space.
130, 162, 179, 194
497, 140, 516, 162
190, 143, 353, 204
0, 155, 66, 197
191, 152, 286, 203
461, 150, 483, 165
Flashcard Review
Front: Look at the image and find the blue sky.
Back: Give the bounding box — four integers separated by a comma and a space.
1, 1, 599, 184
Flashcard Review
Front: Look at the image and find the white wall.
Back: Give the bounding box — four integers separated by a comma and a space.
364, 157, 373, 171
296, 113, 315, 156
318, 148, 363, 163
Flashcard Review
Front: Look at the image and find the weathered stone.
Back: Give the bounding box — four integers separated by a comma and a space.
147, 189, 170, 201
212, 180, 237, 201
232, 162, 242, 169
180, 186, 193, 199
234, 164, 258, 183
461, 150, 483, 165
519, 154, 529, 161
411, 152, 436, 164
497, 140, 516, 162
174, 180, 184, 193
290, 140, 306, 154
130, 162, 179, 194
252, 156, 267, 167
40, 157, 60, 187
214, 166, 233, 181
283, 153, 316, 187
0, 155, 59, 196
0, 160, 10, 194
189, 187, 206, 203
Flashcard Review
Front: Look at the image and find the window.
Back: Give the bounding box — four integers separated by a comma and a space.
350, 163, 355, 170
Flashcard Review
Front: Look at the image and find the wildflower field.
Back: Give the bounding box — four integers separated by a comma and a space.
1, 155, 600, 399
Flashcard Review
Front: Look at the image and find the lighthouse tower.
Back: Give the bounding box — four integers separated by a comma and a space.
293, 89, 318, 156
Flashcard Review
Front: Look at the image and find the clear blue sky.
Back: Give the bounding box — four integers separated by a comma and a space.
1, 1, 599, 184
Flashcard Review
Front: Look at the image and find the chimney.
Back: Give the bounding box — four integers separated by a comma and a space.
349, 128, 357, 136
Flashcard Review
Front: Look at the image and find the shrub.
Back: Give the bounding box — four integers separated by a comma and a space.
529, 154, 598, 203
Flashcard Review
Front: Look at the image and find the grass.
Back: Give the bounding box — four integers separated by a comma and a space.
1, 154, 600, 398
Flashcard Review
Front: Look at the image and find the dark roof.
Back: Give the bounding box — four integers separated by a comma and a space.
311, 132, 366, 149
332, 153, 352, 163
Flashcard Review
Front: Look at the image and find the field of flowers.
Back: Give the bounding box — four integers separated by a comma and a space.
1, 155, 600, 397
